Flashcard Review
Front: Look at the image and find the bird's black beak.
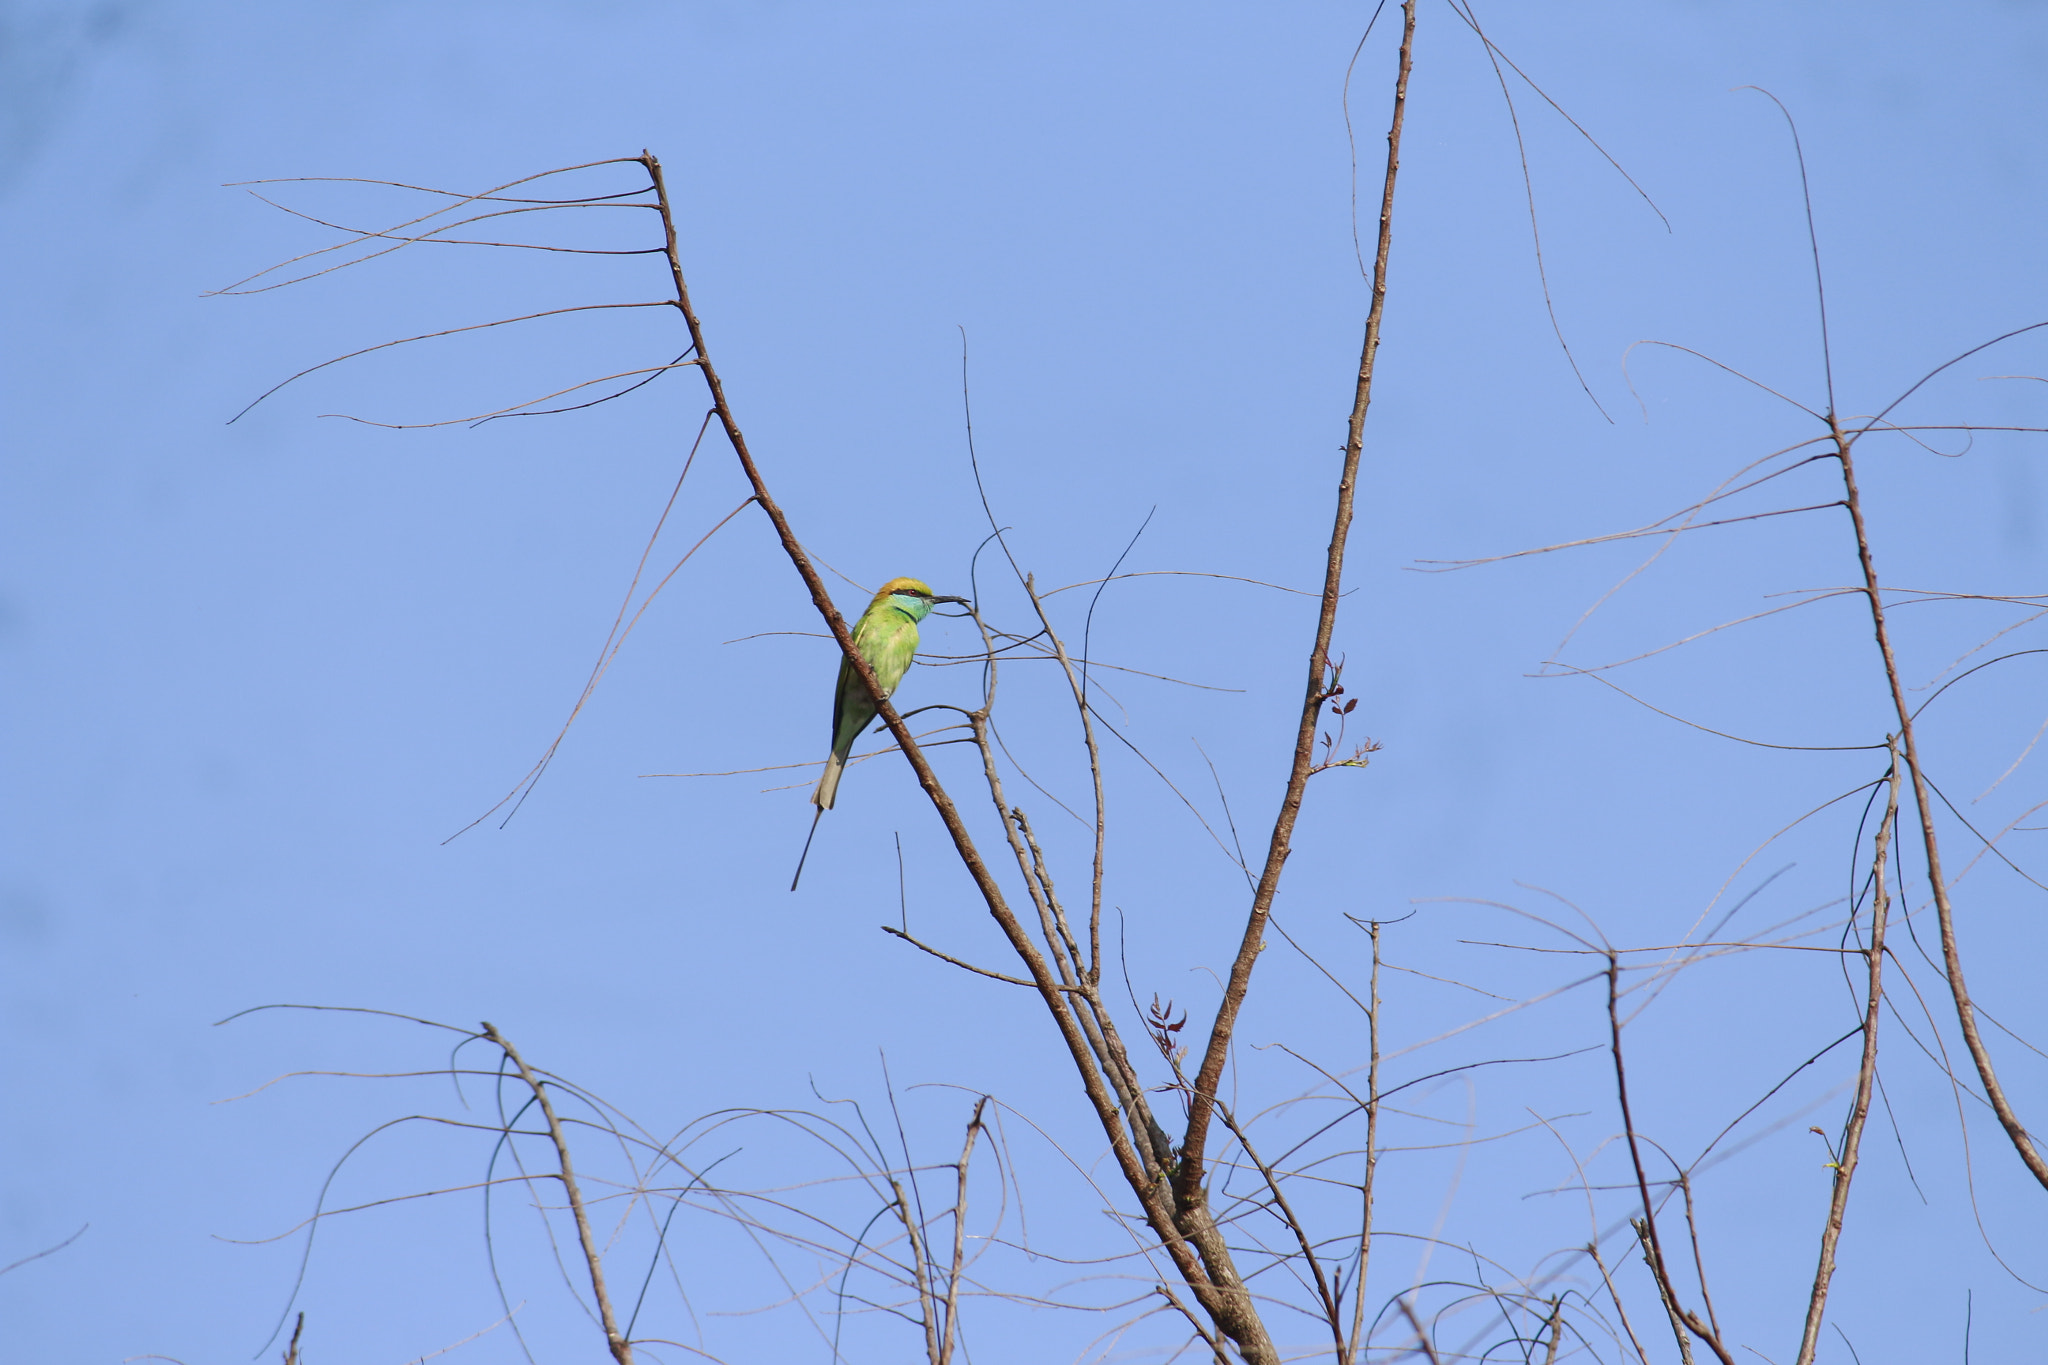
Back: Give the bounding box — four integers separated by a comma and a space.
932, 594, 971, 606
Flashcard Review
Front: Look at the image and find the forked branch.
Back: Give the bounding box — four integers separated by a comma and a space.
1832, 418, 2048, 1192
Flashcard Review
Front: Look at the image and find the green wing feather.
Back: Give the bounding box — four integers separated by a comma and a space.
813, 600, 922, 809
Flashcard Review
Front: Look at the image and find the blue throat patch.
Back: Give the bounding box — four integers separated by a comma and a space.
891, 593, 934, 622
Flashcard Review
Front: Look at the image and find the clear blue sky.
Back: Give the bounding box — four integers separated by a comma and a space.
5, 2, 2046, 1361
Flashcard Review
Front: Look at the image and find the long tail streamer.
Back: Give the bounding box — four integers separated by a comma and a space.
789, 807, 826, 891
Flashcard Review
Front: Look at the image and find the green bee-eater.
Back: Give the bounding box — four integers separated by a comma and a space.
812, 577, 938, 810
790, 576, 943, 889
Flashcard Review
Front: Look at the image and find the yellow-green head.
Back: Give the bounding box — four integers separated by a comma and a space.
868, 576, 937, 623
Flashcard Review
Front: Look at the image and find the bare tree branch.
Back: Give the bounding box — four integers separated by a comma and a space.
1177, 10, 1418, 1298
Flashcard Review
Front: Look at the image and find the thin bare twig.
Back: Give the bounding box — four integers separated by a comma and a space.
880, 925, 1064, 991
1795, 742, 1899, 1365
1215, 1102, 1343, 1357
447, 440, 748, 840
226, 301, 673, 423
0, 1224, 87, 1278
322, 359, 702, 430
1448, 0, 1610, 418
1341, 920, 1385, 1365
937, 1098, 989, 1365
481, 1023, 634, 1364
1607, 960, 1734, 1365
211, 158, 651, 294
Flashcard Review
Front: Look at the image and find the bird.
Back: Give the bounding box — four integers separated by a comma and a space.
791, 577, 946, 889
